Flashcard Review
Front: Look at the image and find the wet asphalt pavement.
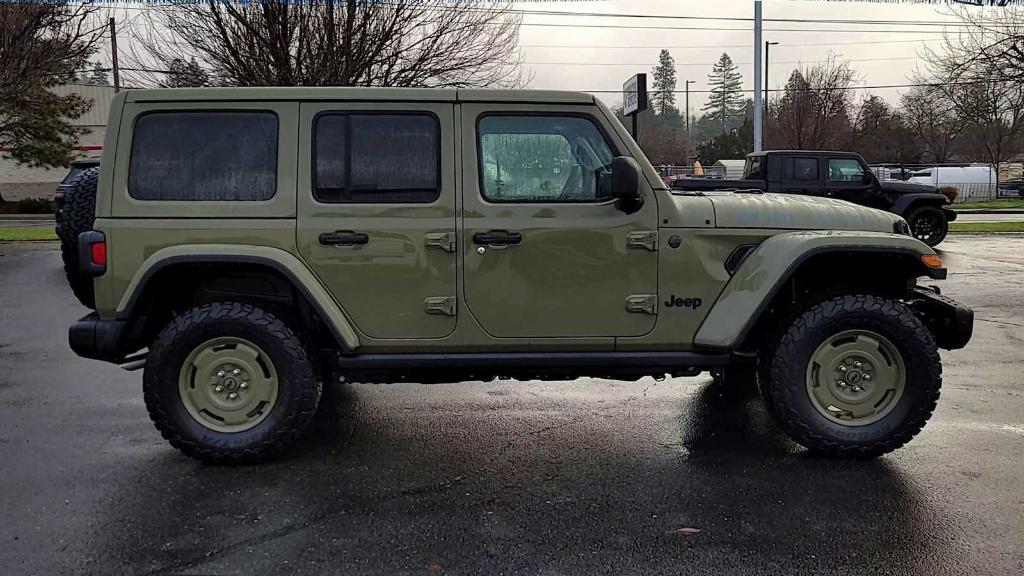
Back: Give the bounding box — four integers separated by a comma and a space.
1, 238, 1022, 576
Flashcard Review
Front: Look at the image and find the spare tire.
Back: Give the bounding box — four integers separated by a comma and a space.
56, 166, 99, 309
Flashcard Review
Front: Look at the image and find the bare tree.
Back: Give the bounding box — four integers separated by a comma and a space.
125, 1, 526, 89
0, 2, 103, 193
765, 57, 857, 150
923, 4, 1024, 86
899, 86, 963, 163
921, 11, 1024, 170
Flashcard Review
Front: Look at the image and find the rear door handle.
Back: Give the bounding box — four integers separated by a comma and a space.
473, 230, 522, 247
319, 231, 369, 246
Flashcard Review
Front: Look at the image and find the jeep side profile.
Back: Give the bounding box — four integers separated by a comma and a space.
65, 88, 973, 463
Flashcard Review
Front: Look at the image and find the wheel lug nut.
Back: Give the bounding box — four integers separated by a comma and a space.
240, 382, 248, 389
217, 371, 225, 377
854, 361, 862, 368
228, 392, 238, 400
838, 365, 847, 372
838, 380, 847, 387
232, 369, 241, 375
863, 374, 871, 381
852, 386, 862, 392
214, 386, 224, 392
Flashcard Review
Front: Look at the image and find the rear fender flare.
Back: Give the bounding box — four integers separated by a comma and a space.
117, 244, 361, 351
693, 231, 939, 350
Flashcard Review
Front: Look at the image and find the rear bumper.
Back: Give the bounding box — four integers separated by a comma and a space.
69, 312, 130, 363
908, 286, 973, 350
943, 208, 957, 222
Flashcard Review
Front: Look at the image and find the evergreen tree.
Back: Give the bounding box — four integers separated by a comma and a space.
701, 53, 745, 133
650, 49, 677, 116
164, 57, 210, 88
86, 61, 109, 85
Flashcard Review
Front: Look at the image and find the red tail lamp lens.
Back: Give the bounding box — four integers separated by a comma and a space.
91, 241, 107, 266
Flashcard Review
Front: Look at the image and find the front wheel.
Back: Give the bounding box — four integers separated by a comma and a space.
762, 294, 941, 458
906, 205, 948, 247
144, 302, 322, 463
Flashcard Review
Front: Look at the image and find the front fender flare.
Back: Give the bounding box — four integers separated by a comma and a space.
116, 244, 361, 351
890, 192, 947, 216
693, 231, 939, 350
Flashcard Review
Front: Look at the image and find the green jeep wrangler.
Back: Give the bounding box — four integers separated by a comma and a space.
63, 88, 973, 463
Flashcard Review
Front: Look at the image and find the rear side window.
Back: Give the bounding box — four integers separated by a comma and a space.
314, 113, 440, 203
129, 112, 278, 201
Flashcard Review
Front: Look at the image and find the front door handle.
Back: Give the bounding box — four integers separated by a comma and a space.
319, 231, 369, 246
473, 230, 522, 247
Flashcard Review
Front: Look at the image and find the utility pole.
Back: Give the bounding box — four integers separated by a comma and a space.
685, 79, 695, 160
752, 0, 763, 152
765, 40, 778, 133
109, 17, 120, 92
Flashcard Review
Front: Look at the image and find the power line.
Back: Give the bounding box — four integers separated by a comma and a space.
581, 79, 1015, 94
519, 22, 953, 34
523, 56, 921, 67
520, 38, 940, 49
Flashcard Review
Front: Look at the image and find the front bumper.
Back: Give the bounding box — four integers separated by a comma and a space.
908, 286, 973, 350
69, 312, 130, 363
943, 208, 957, 222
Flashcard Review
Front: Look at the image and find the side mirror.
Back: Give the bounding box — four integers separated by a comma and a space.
612, 156, 643, 213
862, 172, 875, 185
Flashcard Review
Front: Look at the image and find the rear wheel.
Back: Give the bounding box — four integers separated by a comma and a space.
144, 302, 322, 463
906, 205, 948, 247
762, 293, 941, 457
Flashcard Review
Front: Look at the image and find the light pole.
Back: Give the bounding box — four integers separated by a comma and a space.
753, 0, 763, 151
765, 41, 779, 119
685, 79, 696, 160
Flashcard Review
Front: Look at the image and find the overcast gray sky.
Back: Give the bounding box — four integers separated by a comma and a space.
516, 0, 964, 111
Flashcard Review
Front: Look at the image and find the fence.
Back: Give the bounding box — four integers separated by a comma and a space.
869, 163, 1023, 204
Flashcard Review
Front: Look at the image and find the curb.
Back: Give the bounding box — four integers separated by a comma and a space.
954, 209, 1024, 214
0, 214, 54, 220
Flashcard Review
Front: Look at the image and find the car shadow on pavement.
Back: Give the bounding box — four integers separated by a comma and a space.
84, 378, 957, 576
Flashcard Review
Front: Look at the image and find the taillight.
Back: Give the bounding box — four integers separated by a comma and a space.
77, 231, 106, 276
91, 241, 107, 266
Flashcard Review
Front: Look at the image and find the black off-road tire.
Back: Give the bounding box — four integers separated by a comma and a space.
906, 205, 948, 247
144, 302, 322, 464
762, 293, 941, 458
56, 166, 99, 309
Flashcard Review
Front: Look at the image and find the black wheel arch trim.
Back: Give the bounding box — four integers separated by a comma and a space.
730, 245, 950, 350
890, 193, 949, 217
114, 254, 353, 352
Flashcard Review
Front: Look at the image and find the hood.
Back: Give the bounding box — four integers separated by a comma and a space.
879, 180, 939, 194
700, 191, 902, 233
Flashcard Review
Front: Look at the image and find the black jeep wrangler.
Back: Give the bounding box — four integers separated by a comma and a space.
672, 151, 956, 246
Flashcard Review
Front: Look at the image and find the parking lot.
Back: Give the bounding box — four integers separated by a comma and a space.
1, 236, 1022, 576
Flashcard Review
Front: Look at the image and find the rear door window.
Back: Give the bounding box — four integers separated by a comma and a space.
788, 157, 819, 182
129, 111, 278, 201
314, 113, 439, 203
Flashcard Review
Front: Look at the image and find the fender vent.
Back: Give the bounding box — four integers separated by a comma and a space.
725, 244, 760, 275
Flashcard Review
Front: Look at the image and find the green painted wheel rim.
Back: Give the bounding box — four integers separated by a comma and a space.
805, 329, 906, 427
178, 337, 279, 433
